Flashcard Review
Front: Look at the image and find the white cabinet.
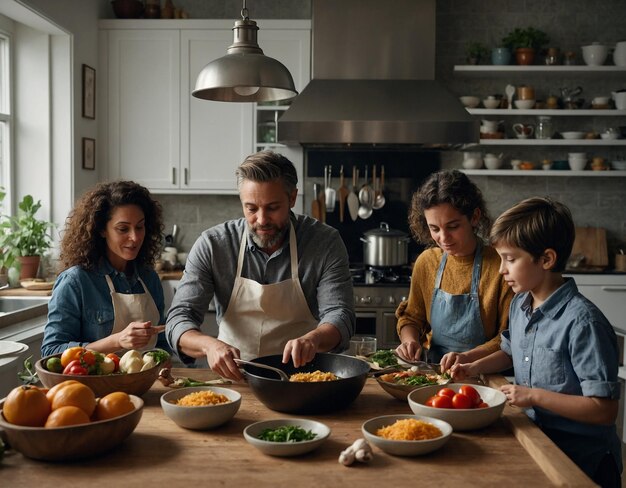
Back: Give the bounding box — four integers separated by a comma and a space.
99, 20, 310, 194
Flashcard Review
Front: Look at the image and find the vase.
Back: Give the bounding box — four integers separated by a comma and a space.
515, 48, 535, 65
491, 47, 511, 65
17, 255, 41, 280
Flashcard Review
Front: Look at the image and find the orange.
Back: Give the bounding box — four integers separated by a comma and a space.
60, 346, 86, 368
2, 385, 51, 427
47, 380, 96, 417
45, 405, 91, 427
95, 392, 135, 421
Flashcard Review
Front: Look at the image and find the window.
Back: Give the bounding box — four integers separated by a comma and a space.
0, 32, 10, 197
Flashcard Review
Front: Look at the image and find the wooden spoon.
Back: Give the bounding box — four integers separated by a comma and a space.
337, 165, 350, 223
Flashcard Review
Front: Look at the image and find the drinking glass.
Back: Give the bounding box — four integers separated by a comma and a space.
348, 336, 377, 357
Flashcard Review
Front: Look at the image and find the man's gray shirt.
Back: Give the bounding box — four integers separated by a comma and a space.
165, 213, 355, 362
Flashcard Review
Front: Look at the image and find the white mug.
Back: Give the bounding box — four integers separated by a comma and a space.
612, 91, 626, 110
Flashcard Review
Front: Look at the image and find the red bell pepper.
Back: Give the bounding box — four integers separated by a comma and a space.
63, 359, 88, 375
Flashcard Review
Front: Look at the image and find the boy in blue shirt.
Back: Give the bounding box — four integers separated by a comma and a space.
451, 197, 621, 487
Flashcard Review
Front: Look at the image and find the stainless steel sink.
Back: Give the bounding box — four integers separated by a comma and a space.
0, 297, 49, 327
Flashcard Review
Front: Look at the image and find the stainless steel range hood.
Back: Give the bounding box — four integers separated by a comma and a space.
278, 0, 478, 146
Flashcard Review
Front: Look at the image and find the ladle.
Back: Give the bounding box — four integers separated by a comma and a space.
372, 165, 386, 209
234, 358, 290, 381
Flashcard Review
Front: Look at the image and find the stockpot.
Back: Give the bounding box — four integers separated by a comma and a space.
360, 222, 410, 267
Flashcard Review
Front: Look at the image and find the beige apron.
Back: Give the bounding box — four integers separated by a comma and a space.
217, 225, 318, 360
105, 274, 161, 351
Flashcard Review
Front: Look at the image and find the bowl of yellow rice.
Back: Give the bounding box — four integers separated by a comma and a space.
361, 414, 452, 456
160, 386, 241, 430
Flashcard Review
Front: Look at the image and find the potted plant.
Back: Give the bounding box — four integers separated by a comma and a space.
465, 41, 489, 65
502, 27, 550, 65
0, 195, 54, 279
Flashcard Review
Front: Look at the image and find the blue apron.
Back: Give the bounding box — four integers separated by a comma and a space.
428, 243, 486, 363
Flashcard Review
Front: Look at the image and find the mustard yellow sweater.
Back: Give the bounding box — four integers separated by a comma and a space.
396, 246, 513, 356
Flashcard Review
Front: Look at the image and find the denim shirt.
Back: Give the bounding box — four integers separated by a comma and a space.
166, 213, 355, 363
501, 277, 621, 475
41, 259, 167, 356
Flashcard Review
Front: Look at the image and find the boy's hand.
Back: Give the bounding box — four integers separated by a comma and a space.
501, 384, 533, 407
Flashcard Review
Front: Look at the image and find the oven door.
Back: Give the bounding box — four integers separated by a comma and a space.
354, 309, 400, 350
354, 310, 377, 337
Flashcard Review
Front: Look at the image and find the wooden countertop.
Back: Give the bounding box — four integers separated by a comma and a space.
0, 287, 52, 297
2, 371, 594, 486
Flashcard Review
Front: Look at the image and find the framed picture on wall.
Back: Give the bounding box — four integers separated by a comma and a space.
82, 137, 95, 170
82, 64, 96, 119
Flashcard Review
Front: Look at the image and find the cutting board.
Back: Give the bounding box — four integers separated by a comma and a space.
571, 226, 608, 268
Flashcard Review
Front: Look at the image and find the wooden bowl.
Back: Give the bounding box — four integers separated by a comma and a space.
36, 354, 160, 397
0, 395, 143, 461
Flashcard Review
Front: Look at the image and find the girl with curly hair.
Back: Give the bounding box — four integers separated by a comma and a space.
42, 180, 169, 356
395, 170, 513, 372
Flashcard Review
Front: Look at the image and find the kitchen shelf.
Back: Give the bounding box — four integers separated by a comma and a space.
454, 65, 626, 77
462, 169, 626, 177
477, 139, 626, 146
468, 109, 626, 116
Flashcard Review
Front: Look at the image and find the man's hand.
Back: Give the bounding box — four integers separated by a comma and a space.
116, 321, 164, 350
282, 335, 319, 368
205, 340, 243, 381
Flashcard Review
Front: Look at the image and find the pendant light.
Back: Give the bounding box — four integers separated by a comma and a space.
192, 0, 298, 103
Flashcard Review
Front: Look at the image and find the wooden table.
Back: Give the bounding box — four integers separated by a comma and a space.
2, 370, 596, 487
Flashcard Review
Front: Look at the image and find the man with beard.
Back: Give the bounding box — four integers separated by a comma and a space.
165, 151, 355, 380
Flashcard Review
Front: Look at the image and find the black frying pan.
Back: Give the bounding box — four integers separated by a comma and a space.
242, 353, 370, 414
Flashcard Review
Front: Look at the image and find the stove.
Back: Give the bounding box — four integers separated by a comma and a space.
350, 265, 411, 349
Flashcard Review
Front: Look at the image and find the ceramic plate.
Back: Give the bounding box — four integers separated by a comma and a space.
0, 340, 28, 357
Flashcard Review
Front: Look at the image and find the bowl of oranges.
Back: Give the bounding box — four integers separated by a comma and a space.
0, 380, 143, 461
35, 347, 166, 398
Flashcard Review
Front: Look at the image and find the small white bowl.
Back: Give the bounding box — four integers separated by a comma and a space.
160, 386, 241, 430
408, 383, 506, 431
459, 96, 480, 108
568, 158, 587, 171
561, 131, 586, 139
582, 43, 609, 66
361, 414, 452, 456
243, 418, 330, 457
611, 160, 626, 171
483, 157, 503, 170
600, 132, 619, 140
514, 99, 535, 109
482, 98, 500, 109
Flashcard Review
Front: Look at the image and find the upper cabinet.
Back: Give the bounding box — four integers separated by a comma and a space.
99, 20, 311, 194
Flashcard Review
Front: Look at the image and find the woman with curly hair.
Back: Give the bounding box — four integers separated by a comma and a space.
42, 180, 169, 356
395, 170, 513, 372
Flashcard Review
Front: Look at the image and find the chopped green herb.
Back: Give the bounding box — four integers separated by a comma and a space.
257, 425, 317, 443
370, 349, 398, 368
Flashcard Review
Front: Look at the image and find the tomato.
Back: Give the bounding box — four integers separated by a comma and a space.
2, 385, 51, 426
47, 380, 97, 417
106, 353, 120, 372
477, 402, 489, 409
437, 387, 456, 399
431, 394, 453, 409
63, 359, 89, 376
60, 346, 85, 367
425, 395, 438, 407
452, 393, 473, 409
95, 392, 135, 421
459, 385, 481, 406
81, 350, 96, 367
45, 405, 91, 427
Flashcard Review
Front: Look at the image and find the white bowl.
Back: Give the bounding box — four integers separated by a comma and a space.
601, 132, 619, 140
459, 96, 480, 108
361, 414, 452, 456
160, 386, 241, 430
568, 158, 587, 171
582, 44, 609, 66
482, 98, 500, 109
408, 383, 506, 431
561, 131, 586, 139
514, 99, 535, 109
243, 418, 330, 456
483, 157, 503, 170
611, 160, 626, 171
